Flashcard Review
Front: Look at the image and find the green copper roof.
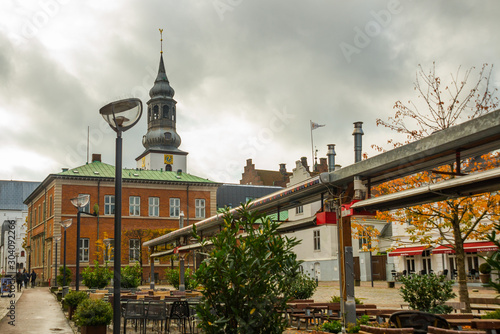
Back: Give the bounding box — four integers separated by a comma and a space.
58, 161, 216, 184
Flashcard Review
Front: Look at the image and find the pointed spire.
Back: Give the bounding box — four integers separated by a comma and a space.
159, 28, 163, 54
149, 32, 175, 98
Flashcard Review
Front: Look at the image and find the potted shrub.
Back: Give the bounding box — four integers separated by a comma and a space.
81, 261, 113, 289
479, 262, 492, 283
63, 290, 88, 320
73, 299, 113, 334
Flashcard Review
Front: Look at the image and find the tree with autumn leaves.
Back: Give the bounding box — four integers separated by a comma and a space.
373, 63, 500, 312
95, 228, 174, 280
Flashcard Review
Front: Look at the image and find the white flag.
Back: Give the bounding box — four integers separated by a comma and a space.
311, 121, 325, 130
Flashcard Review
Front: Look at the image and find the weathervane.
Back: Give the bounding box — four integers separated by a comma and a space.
159, 28, 163, 54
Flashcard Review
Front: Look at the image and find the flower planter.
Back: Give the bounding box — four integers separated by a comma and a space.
480, 273, 491, 284
81, 325, 107, 334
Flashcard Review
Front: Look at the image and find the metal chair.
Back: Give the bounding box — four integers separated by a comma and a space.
145, 300, 169, 333
167, 300, 192, 334
123, 300, 146, 334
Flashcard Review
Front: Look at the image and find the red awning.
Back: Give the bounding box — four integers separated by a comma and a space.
388, 246, 427, 257
433, 241, 498, 254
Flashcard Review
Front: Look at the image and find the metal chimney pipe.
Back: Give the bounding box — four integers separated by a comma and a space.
352, 121, 364, 163
327, 144, 336, 172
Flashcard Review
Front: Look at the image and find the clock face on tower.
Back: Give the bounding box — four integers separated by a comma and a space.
164, 154, 173, 164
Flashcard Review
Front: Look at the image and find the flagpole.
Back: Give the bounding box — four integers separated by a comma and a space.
310, 120, 314, 172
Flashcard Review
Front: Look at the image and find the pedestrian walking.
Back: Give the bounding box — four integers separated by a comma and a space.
23, 269, 29, 288
15, 270, 22, 292
31, 270, 37, 288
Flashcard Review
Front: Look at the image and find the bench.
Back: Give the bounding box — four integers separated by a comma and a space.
471, 319, 500, 334
360, 325, 414, 333
469, 298, 500, 313
428, 325, 485, 334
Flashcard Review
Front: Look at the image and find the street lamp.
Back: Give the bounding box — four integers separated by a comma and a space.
70, 194, 90, 291
100, 98, 142, 334
61, 218, 72, 296
53, 234, 61, 288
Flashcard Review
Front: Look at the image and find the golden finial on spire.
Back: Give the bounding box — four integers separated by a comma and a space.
159, 28, 163, 54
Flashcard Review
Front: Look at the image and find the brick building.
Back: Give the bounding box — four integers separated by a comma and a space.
24, 156, 218, 285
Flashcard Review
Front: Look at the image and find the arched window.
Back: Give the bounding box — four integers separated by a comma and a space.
165, 164, 172, 171
148, 107, 151, 121
153, 105, 159, 120
162, 105, 169, 118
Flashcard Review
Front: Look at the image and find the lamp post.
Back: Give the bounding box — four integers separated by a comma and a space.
53, 235, 61, 287
70, 194, 90, 291
100, 98, 142, 334
61, 219, 72, 296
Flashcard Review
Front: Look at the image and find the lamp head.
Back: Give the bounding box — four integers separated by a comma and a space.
54, 234, 61, 242
61, 219, 73, 229
99, 98, 142, 132
70, 194, 90, 209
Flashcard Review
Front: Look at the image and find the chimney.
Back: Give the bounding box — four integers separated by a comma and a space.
300, 157, 309, 172
352, 122, 364, 163
327, 144, 336, 172
318, 158, 328, 173
279, 163, 287, 175
92, 153, 101, 162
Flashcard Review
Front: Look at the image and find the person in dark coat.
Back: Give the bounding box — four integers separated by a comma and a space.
30, 270, 37, 288
23, 269, 29, 289
15, 270, 22, 292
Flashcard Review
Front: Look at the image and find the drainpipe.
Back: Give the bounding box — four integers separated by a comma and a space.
327, 144, 336, 173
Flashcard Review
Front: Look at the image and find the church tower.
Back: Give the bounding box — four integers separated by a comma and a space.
136, 31, 188, 172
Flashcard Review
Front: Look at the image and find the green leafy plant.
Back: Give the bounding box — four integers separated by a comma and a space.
479, 262, 492, 274
57, 266, 72, 286
192, 205, 302, 333
81, 261, 112, 289
330, 295, 364, 305
290, 273, 317, 299
73, 299, 113, 327
482, 309, 500, 319
164, 268, 197, 290
63, 290, 88, 308
121, 263, 142, 289
399, 273, 456, 313
320, 315, 370, 333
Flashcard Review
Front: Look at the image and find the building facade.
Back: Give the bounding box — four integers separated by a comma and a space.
0, 181, 40, 275
24, 157, 219, 285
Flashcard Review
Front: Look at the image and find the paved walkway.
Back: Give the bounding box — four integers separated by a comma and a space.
0, 286, 73, 334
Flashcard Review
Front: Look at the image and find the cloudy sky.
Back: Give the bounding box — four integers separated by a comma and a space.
1, 0, 499, 184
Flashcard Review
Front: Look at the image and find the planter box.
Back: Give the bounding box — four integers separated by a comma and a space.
81, 325, 107, 334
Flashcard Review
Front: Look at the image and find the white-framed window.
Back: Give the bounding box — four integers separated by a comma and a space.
80, 238, 90, 262
104, 239, 115, 262
195, 199, 205, 218
79, 194, 91, 213
149, 197, 159, 217
129, 196, 140, 216
296, 206, 304, 214
170, 198, 180, 217
104, 195, 115, 215
129, 239, 140, 262
313, 230, 321, 251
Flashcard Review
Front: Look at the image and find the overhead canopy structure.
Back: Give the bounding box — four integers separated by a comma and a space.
144, 109, 500, 250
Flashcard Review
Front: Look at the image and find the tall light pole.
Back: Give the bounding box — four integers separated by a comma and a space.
60, 219, 72, 296
53, 234, 61, 287
100, 98, 142, 334
70, 194, 90, 291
